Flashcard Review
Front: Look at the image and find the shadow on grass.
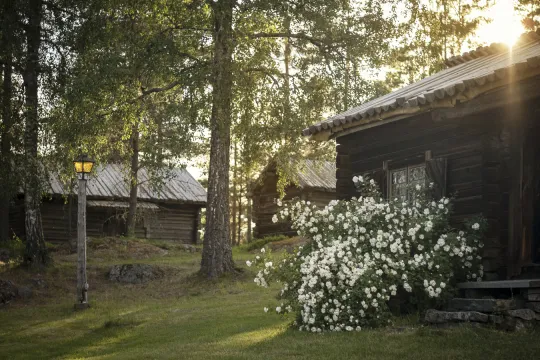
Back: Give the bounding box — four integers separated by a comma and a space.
238, 322, 540, 360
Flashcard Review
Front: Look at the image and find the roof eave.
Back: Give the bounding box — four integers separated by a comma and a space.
306, 64, 540, 140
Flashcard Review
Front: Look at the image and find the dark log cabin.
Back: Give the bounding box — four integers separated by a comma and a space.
251, 159, 336, 238
10, 164, 206, 245
303, 33, 540, 281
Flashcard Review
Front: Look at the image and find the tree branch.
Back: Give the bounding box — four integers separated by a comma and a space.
247, 32, 326, 48
97, 62, 209, 119
244, 67, 279, 86
139, 81, 182, 98
176, 51, 205, 63
41, 38, 68, 63
139, 61, 209, 99
160, 25, 213, 36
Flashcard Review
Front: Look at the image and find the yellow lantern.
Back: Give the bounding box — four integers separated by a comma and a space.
73, 154, 95, 177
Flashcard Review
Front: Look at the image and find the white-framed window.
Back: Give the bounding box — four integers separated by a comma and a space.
390, 164, 426, 201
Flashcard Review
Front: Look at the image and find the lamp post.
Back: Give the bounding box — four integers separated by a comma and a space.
73, 154, 94, 310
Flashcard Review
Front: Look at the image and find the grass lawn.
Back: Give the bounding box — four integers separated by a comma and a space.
1, 238, 539, 360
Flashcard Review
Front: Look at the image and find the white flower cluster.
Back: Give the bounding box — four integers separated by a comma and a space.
250, 176, 485, 332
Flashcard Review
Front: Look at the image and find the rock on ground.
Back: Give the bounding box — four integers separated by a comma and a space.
526, 302, 540, 313
489, 315, 532, 331
30, 278, 47, 289
424, 309, 489, 324
181, 244, 199, 253
0, 280, 18, 305
506, 309, 536, 321
108, 264, 165, 284
17, 286, 33, 299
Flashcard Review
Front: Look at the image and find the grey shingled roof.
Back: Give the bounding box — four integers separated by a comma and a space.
48, 164, 207, 205
253, 159, 336, 192
295, 159, 336, 191
303, 31, 540, 138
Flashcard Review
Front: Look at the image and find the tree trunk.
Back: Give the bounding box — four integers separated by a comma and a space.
231, 141, 237, 245
344, 48, 350, 110
126, 124, 139, 237
237, 185, 242, 245
68, 185, 75, 251
283, 14, 291, 130
246, 187, 252, 243
0, 0, 14, 243
442, 0, 447, 60
23, 0, 48, 266
200, 0, 235, 278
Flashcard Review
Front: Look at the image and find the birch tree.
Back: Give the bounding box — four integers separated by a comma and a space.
200, 0, 405, 276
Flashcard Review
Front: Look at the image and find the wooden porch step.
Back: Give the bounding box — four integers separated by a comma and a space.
457, 279, 540, 289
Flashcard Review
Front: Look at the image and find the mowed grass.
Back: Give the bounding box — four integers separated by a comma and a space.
1, 239, 539, 360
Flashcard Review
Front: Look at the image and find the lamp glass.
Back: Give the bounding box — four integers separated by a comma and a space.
74, 155, 94, 174
74, 161, 84, 173
82, 162, 94, 173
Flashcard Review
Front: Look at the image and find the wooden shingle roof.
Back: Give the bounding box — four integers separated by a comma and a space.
304, 30, 540, 139
253, 159, 336, 192
295, 159, 336, 191
48, 164, 207, 205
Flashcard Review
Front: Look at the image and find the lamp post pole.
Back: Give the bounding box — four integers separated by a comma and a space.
73, 154, 93, 310
75, 172, 89, 310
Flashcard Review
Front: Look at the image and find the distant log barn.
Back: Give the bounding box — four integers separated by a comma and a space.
251, 159, 336, 238
303, 33, 540, 281
9, 164, 206, 244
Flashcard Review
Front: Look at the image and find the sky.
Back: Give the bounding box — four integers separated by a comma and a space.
475, 0, 525, 47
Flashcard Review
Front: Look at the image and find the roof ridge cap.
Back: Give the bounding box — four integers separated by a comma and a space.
444, 29, 540, 68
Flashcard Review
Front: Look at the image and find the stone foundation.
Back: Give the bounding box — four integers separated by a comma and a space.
425, 285, 540, 331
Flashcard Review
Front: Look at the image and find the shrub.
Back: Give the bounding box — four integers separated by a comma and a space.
240, 235, 289, 252
247, 177, 485, 332
0, 235, 25, 265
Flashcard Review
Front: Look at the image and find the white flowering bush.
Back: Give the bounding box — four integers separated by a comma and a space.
247, 176, 485, 332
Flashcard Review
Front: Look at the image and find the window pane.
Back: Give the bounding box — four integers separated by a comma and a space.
391, 169, 407, 201
393, 184, 407, 201
389, 165, 426, 201
392, 169, 407, 184
408, 165, 426, 200
409, 165, 426, 181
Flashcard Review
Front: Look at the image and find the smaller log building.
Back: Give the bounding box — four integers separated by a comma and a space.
9, 164, 206, 244
251, 159, 336, 238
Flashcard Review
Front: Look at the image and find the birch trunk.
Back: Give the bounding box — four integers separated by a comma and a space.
23, 0, 48, 266
246, 191, 252, 243
283, 15, 291, 128
231, 141, 237, 245
237, 185, 242, 245
200, 0, 236, 278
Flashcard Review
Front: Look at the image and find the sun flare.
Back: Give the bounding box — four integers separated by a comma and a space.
476, 0, 525, 47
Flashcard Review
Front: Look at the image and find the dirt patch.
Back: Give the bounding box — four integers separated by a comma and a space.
108, 264, 166, 284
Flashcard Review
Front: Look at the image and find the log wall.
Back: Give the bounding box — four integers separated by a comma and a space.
252, 171, 336, 239
335, 95, 540, 280
9, 199, 202, 244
